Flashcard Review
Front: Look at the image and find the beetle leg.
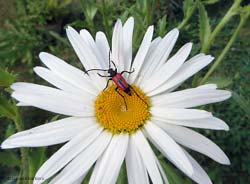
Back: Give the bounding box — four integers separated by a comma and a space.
130, 85, 148, 107
115, 87, 127, 110
103, 78, 112, 91
121, 68, 135, 75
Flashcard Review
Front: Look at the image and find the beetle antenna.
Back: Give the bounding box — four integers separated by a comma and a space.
109, 50, 117, 70
85, 68, 109, 74
109, 50, 111, 69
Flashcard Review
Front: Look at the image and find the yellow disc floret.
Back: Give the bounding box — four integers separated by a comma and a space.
94, 84, 151, 134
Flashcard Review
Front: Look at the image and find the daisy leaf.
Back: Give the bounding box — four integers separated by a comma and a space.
198, 1, 211, 46
0, 66, 16, 87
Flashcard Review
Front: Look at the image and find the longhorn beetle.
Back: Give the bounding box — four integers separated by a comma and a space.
85, 51, 148, 110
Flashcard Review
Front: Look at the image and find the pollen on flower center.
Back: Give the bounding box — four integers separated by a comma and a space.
94, 84, 151, 134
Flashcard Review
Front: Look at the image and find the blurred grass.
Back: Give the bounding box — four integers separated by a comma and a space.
0, 0, 249, 183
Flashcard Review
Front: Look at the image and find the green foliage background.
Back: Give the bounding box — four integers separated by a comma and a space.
0, 0, 249, 183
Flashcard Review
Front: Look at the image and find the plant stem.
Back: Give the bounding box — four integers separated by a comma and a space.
13, 109, 29, 184
201, 0, 242, 53
200, 10, 250, 85
177, 1, 198, 30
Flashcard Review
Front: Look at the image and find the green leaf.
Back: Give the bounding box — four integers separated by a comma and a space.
0, 151, 21, 167
183, 0, 194, 17
49, 31, 70, 46
233, 93, 250, 118
0, 66, 16, 87
157, 15, 167, 37
159, 159, 188, 184
0, 95, 17, 120
198, 1, 211, 45
28, 147, 47, 177
5, 123, 16, 138
205, 76, 232, 88
202, 0, 219, 4
116, 162, 127, 184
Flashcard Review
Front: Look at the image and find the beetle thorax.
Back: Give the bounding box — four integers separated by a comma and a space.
108, 68, 117, 77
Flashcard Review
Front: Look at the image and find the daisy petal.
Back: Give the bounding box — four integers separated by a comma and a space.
151, 107, 212, 120
89, 134, 129, 184
1, 117, 93, 148
182, 149, 212, 184
129, 26, 154, 83
49, 131, 112, 184
154, 157, 169, 184
138, 28, 179, 85
11, 83, 93, 117
112, 19, 125, 72
50, 173, 87, 184
148, 54, 214, 96
34, 67, 89, 97
80, 29, 106, 69
144, 122, 193, 177
123, 17, 134, 72
39, 52, 98, 95
95, 31, 110, 69
126, 136, 149, 184
142, 42, 192, 92
156, 123, 230, 165
153, 117, 229, 130
197, 84, 217, 89
66, 27, 106, 90
34, 124, 103, 184
151, 87, 231, 108
135, 37, 162, 85
132, 130, 163, 184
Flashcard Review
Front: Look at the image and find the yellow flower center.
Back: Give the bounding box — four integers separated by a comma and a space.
94, 84, 151, 134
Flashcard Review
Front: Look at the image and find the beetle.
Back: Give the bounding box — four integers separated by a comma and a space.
85, 51, 147, 110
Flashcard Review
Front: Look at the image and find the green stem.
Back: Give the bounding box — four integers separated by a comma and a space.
13, 109, 29, 184
101, 0, 111, 41
200, 11, 250, 85
201, 0, 242, 53
177, 1, 198, 30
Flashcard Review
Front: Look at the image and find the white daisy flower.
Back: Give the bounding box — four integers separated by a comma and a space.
1, 17, 231, 184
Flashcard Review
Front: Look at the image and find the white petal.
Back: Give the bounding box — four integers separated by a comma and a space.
50, 131, 112, 184
182, 149, 212, 184
34, 67, 89, 97
197, 84, 217, 89
80, 29, 106, 69
151, 87, 231, 108
129, 26, 154, 83
148, 54, 214, 96
142, 42, 192, 92
112, 19, 125, 72
138, 28, 179, 85
89, 134, 129, 184
144, 122, 193, 177
34, 124, 103, 184
95, 31, 110, 69
135, 37, 162, 85
153, 117, 229, 130
39, 52, 98, 95
154, 157, 169, 184
50, 172, 87, 184
132, 130, 163, 184
156, 123, 230, 165
126, 136, 149, 184
66, 27, 106, 90
151, 107, 212, 120
1, 117, 93, 148
11, 83, 93, 117
123, 17, 134, 72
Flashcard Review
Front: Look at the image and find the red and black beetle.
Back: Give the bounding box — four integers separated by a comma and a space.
85, 51, 147, 110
